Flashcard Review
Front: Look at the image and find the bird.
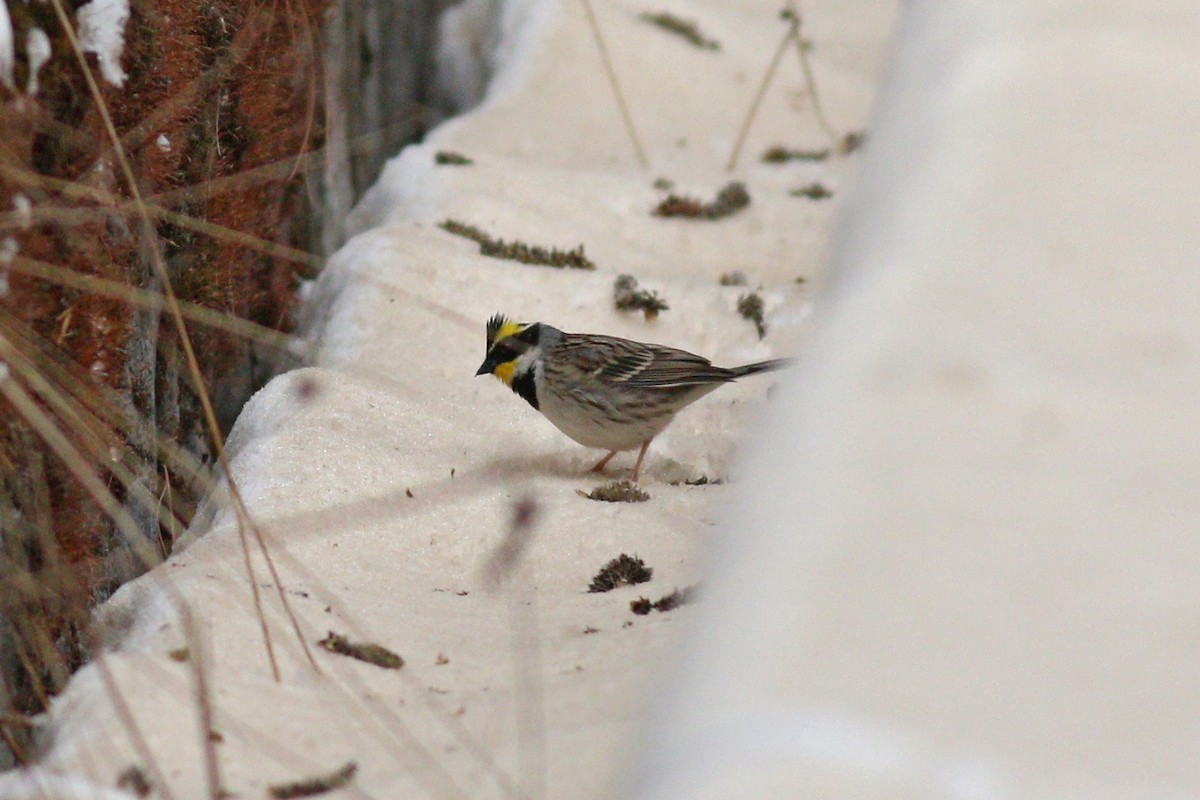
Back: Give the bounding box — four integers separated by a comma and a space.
475, 313, 788, 482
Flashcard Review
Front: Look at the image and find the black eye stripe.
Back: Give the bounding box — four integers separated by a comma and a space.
487, 343, 520, 362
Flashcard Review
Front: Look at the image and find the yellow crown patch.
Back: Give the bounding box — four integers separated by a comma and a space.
486, 313, 527, 348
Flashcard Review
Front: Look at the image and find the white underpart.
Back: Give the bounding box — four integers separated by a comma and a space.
76, 0, 130, 87
535, 381, 659, 451
532, 357, 673, 452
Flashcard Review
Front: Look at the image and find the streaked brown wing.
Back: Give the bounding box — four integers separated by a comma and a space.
556, 334, 734, 388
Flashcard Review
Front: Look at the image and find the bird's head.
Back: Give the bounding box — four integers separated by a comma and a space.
476, 313, 543, 387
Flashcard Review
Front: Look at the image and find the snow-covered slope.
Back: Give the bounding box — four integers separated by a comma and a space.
1, 1, 895, 797
633, 2, 1200, 798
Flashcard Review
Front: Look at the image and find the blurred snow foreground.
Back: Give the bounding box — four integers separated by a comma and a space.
7, 0, 1200, 797
635, 2, 1200, 799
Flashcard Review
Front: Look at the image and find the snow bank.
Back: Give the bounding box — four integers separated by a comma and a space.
75, 0, 131, 88
1, 0, 895, 797
632, 2, 1200, 798
0, 1, 13, 91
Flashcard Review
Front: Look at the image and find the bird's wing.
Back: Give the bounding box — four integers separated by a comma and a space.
557, 335, 734, 388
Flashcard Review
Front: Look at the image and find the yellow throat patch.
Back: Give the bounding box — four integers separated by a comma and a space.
485, 316, 528, 387
493, 359, 518, 386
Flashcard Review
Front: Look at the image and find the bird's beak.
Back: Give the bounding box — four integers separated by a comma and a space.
475, 358, 493, 377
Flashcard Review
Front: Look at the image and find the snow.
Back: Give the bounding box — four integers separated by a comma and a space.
2, 1, 890, 794
631, 1, 1200, 798
11, 0, 1200, 796
0, 769, 138, 800
76, 0, 131, 88
25, 28, 51, 96
0, 0, 13, 91
11, 194, 32, 229
17, 0, 1199, 796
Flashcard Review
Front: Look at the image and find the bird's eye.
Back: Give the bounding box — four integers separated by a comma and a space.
488, 343, 518, 362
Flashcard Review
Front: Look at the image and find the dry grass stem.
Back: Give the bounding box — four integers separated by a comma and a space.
7, 255, 297, 352
46, 0, 326, 683
728, 3, 837, 170
580, 0, 648, 169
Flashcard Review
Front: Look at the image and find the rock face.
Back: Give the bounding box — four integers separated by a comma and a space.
0, 0, 445, 763
316, 0, 452, 253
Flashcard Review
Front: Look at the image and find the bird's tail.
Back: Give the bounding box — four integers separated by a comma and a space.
730, 358, 792, 378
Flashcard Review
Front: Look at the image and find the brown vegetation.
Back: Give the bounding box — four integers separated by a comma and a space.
0, 0, 326, 761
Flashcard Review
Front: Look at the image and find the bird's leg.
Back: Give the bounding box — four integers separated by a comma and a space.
629, 439, 652, 483
590, 450, 618, 473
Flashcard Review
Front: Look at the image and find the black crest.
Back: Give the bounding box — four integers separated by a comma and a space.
486, 313, 509, 348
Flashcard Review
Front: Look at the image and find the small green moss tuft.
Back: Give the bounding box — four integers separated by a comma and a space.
790, 182, 834, 200
654, 181, 750, 220
736, 291, 767, 339
588, 553, 653, 593
839, 131, 867, 154
116, 765, 152, 798
670, 475, 725, 487
268, 762, 358, 799
761, 145, 830, 163
652, 585, 697, 612
435, 150, 473, 166
317, 631, 403, 670
439, 219, 595, 270
638, 11, 720, 51
613, 274, 668, 321
578, 480, 650, 503
630, 585, 698, 615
